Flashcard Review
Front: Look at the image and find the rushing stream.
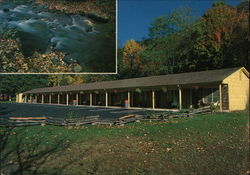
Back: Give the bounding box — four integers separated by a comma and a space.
0, 1, 116, 72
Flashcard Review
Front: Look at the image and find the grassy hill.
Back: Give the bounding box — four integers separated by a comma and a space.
0, 112, 248, 174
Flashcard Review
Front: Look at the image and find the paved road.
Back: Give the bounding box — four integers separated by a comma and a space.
0, 103, 169, 120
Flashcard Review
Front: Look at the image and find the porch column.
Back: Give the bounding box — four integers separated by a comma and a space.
58, 94, 60, 104
49, 94, 52, 104
76, 93, 79, 105
219, 84, 222, 112
105, 91, 108, 107
152, 90, 155, 109
25, 95, 27, 103
190, 88, 192, 108
90, 92, 92, 106
128, 91, 131, 108
35, 95, 38, 103
42, 94, 44, 104
66, 93, 69, 105
202, 88, 205, 103
179, 86, 182, 110
30, 95, 32, 103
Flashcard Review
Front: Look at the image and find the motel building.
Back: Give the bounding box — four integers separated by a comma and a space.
16, 67, 249, 111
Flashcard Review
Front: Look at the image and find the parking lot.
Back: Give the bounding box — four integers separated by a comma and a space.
0, 103, 169, 120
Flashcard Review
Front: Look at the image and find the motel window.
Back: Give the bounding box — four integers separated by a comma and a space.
204, 88, 219, 103
212, 88, 219, 103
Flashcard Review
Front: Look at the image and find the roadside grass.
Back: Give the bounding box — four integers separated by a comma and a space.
0, 112, 248, 175
0, 101, 16, 104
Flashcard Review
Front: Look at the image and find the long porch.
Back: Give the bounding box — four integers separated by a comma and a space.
22, 83, 229, 111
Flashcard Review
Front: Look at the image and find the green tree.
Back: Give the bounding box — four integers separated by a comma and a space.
143, 7, 196, 74
140, 1, 249, 75
149, 7, 195, 39
0, 75, 48, 97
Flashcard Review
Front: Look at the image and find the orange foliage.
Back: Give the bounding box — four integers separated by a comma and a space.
202, 4, 248, 51
123, 39, 145, 72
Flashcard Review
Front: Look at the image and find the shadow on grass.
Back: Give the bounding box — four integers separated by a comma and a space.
0, 126, 78, 175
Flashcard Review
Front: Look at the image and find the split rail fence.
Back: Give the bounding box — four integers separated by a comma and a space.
0, 106, 212, 127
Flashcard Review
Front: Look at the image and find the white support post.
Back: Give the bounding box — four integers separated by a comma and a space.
179, 86, 182, 110
212, 89, 214, 103
66, 93, 69, 105
90, 92, 92, 106
35, 95, 38, 104
202, 88, 205, 103
49, 94, 52, 104
30, 95, 32, 103
190, 88, 192, 108
152, 90, 155, 109
219, 84, 222, 112
128, 91, 131, 108
25, 95, 27, 103
58, 94, 60, 104
42, 94, 44, 104
76, 93, 79, 106
105, 91, 108, 107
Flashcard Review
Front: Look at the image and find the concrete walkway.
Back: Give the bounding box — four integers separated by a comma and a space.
0, 103, 169, 120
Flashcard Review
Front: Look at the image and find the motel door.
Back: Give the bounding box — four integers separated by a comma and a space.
221, 84, 229, 110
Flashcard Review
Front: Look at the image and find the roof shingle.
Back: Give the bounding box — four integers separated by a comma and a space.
23, 67, 241, 94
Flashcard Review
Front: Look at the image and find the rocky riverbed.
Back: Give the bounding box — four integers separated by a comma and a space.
0, 0, 116, 72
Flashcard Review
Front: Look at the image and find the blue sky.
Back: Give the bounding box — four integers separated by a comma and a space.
118, 0, 241, 47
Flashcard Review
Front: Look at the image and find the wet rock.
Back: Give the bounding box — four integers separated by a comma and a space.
0, 26, 3, 34
86, 12, 109, 23
3, 8, 10, 13
78, 11, 85, 16
84, 19, 94, 32
37, 4, 47, 9
85, 26, 93, 32
84, 19, 94, 26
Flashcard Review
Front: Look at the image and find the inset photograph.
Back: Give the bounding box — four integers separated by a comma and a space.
0, 0, 116, 73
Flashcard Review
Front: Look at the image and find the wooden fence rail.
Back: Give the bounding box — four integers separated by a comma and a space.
0, 106, 213, 127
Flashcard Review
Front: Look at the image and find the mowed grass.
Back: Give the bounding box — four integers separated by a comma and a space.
0, 101, 16, 104
0, 112, 248, 175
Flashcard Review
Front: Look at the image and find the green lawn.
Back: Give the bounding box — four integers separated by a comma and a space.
0, 112, 248, 175
0, 101, 16, 104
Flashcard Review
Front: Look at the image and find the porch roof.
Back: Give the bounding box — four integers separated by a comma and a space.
23, 67, 241, 94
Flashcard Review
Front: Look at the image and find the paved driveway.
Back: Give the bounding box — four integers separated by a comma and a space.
0, 103, 168, 120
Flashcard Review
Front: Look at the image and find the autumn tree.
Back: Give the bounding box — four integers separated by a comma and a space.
191, 1, 249, 70
123, 39, 145, 77
138, 1, 249, 75
64, 75, 86, 85
47, 75, 86, 87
